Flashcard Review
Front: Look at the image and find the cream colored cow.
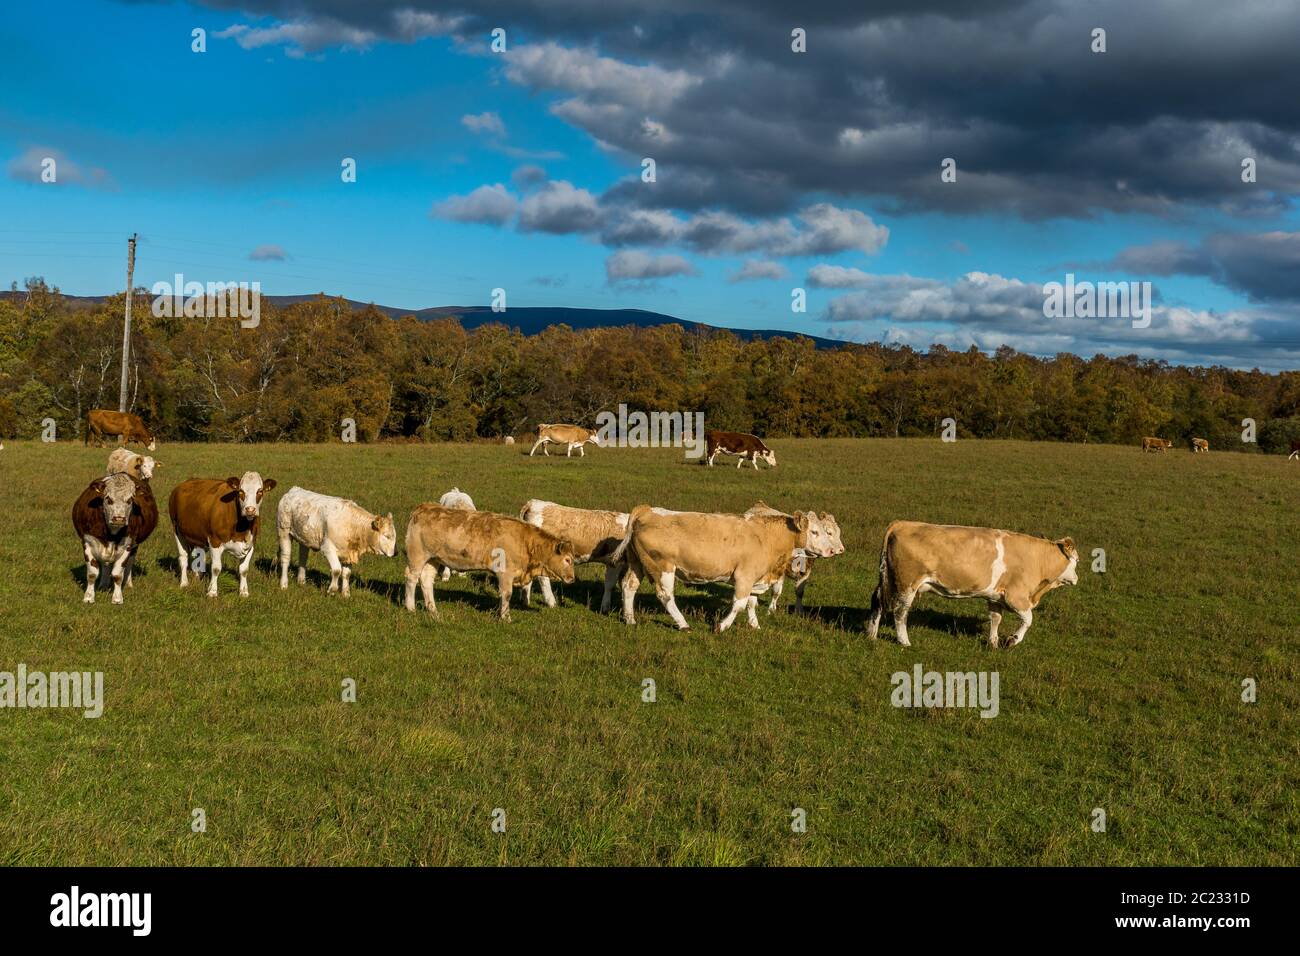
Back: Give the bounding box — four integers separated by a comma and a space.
107, 448, 158, 481
867, 521, 1078, 648
612, 506, 844, 632
276, 487, 396, 596
519, 499, 629, 612
743, 500, 842, 613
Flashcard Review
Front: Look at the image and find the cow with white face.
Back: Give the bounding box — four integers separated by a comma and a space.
867, 521, 1078, 648
744, 501, 843, 613
168, 472, 277, 598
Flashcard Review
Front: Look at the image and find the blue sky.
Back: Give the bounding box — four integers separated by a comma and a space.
3, 0, 1299, 367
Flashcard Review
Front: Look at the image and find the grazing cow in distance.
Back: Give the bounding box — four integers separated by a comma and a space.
867, 521, 1078, 648
743, 500, 843, 613
504, 436, 515, 445
107, 448, 158, 481
71, 472, 156, 604
612, 505, 843, 631
404, 504, 576, 621
85, 409, 156, 451
519, 499, 629, 612
529, 423, 600, 458
704, 430, 776, 468
276, 487, 396, 596
1141, 436, 1172, 453
169, 473, 277, 597
1191, 437, 1209, 453
1289, 439, 1300, 461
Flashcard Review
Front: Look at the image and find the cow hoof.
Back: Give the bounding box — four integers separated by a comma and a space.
82, 593, 94, 604
112, 596, 123, 606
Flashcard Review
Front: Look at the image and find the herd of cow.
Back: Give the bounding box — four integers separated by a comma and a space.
71, 411, 1082, 648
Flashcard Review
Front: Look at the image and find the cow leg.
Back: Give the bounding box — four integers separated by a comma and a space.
207, 545, 225, 597
175, 534, 190, 587
323, 543, 343, 594
654, 571, 689, 630
600, 564, 620, 613
746, 595, 761, 629
620, 564, 641, 625
751, 454, 760, 469
768, 577, 784, 613
124, 549, 136, 588
866, 582, 884, 639
707, 450, 716, 466
538, 574, 557, 608
418, 564, 439, 617
109, 547, 131, 605
566, 443, 574, 457
341, 565, 352, 599
278, 532, 291, 588
716, 584, 753, 633
1006, 607, 1033, 647
236, 546, 254, 598
578, 444, 586, 457
893, 589, 915, 647
496, 572, 514, 622
297, 542, 309, 585
793, 578, 807, 614
988, 603, 1003, 649
83, 543, 98, 603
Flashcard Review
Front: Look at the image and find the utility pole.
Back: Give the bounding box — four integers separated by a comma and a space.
118, 233, 137, 412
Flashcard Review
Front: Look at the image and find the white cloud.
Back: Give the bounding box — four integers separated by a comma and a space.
606, 250, 698, 282
461, 112, 506, 137
432, 183, 518, 225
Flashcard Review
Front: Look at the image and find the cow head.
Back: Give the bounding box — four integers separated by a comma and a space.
1056, 537, 1079, 586
371, 513, 398, 557
796, 511, 844, 558
146, 437, 156, 452
94, 473, 138, 531
138, 456, 157, 480
760, 448, 777, 467
544, 538, 577, 583
226, 472, 276, 519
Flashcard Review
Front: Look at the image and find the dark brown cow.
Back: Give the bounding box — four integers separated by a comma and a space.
85, 409, 156, 450
72, 472, 157, 604
704, 430, 776, 469
168, 472, 276, 597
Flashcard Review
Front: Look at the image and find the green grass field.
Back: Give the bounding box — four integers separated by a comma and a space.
0, 438, 1296, 865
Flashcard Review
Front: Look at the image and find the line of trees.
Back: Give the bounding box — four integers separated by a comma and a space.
3, 278, 1299, 452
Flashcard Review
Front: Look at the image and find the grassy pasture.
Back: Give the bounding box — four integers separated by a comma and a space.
0, 437, 1296, 866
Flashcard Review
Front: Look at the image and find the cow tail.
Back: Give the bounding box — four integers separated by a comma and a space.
610, 504, 650, 564
870, 525, 895, 616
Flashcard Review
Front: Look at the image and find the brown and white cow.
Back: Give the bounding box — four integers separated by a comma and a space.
168, 473, 277, 597
743, 500, 843, 613
1141, 436, 1172, 453
519, 499, 629, 612
107, 448, 158, 481
404, 505, 576, 621
704, 430, 776, 469
276, 487, 396, 596
71, 472, 157, 604
529, 423, 601, 458
1191, 437, 1209, 453
612, 506, 843, 631
867, 521, 1078, 648
85, 409, 156, 451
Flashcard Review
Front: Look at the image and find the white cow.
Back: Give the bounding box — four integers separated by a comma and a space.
107, 448, 158, 481
276, 487, 397, 596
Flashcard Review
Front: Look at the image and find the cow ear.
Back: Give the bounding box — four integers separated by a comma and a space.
90, 479, 106, 495
556, 538, 571, 554
371, 518, 381, 531
796, 511, 810, 531
262, 479, 277, 491
225, 476, 240, 488
1058, 537, 1076, 555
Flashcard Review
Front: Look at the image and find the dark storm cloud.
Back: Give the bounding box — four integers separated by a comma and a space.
193, 0, 1300, 221
1108, 231, 1300, 302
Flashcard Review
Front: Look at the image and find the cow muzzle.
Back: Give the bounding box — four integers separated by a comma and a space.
243, 506, 259, 518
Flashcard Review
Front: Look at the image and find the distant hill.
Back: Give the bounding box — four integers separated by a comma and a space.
0, 290, 842, 348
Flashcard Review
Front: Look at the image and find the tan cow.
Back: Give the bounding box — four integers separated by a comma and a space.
612, 506, 844, 632
519, 499, 629, 612
1141, 437, 1172, 453
107, 448, 158, 481
529, 423, 600, 458
168, 473, 277, 597
1191, 437, 1209, 453
404, 505, 576, 621
867, 521, 1078, 648
743, 501, 843, 613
